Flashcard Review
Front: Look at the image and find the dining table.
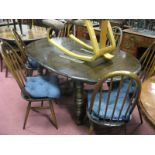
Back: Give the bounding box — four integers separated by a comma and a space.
140, 76, 155, 127
0, 24, 47, 44
26, 37, 141, 124
0, 24, 47, 77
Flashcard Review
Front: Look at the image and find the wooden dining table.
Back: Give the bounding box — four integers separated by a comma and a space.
0, 24, 47, 44
26, 37, 141, 124
140, 76, 155, 126
0, 24, 47, 77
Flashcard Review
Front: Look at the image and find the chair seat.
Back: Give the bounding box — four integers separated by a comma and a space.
25, 57, 39, 69
87, 79, 136, 121
25, 75, 60, 98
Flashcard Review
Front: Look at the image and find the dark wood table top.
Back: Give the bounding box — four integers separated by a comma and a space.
0, 24, 47, 43
140, 76, 155, 126
26, 37, 141, 83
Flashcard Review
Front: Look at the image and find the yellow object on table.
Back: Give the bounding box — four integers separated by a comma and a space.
48, 19, 116, 62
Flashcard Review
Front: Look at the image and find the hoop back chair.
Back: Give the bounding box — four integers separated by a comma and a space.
0, 41, 61, 129
48, 22, 74, 38
12, 29, 40, 75
112, 26, 123, 50
58, 22, 74, 37
86, 71, 142, 134
84, 27, 123, 91
48, 24, 74, 90
106, 26, 123, 51
139, 41, 155, 81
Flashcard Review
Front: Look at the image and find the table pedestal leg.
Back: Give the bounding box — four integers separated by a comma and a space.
74, 81, 87, 125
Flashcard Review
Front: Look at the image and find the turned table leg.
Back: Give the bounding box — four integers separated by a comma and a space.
74, 80, 87, 125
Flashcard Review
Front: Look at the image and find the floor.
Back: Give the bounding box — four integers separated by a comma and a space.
0, 69, 155, 135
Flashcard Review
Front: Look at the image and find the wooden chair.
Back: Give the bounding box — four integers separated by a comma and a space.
112, 26, 123, 50
86, 71, 142, 134
106, 26, 123, 51
48, 21, 73, 38
84, 26, 123, 91
12, 29, 41, 76
0, 41, 61, 129
138, 41, 155, 81
48, 24, 74, 94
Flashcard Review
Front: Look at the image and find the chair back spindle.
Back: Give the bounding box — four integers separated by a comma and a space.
106, 26, 123, 51
139, 41, 155, 81
1, 41, 26, 89
12, 29, 27, 62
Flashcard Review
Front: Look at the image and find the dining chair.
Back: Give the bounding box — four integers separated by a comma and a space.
86, 71, 142, 134
48, 24, 74, 95
106, 26, 123, 51
48, 21, 73, 38
0, 40, 61, 129
84, 26, 123, 91
138, 41, 155, 82
12, 29, 40, 76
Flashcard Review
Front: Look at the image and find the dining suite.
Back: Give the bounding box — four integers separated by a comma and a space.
26, 37, 141, 124
2, 19, 155, 135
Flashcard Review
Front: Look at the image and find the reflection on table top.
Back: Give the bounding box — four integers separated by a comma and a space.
140, 76, 155, 126
0, 24, 47, 42
27, 37, 141, 83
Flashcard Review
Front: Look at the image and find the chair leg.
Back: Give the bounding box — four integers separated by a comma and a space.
38, 65, 44, 75
26, 69, 33, 76
49, 100, 58, 129
89, 122, 94, 135
124, 124, 127, 135
45, 69, 49, 75
23, 102, 31, 129
41, 100, 44, 107
54, 99, 59, 104
0, 56, 3, 72
5, 67, 8, 78
137, 102, 143, 125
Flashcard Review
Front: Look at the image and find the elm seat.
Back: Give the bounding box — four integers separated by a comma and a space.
25, 75, 60, 98
87, 91, 131, 122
